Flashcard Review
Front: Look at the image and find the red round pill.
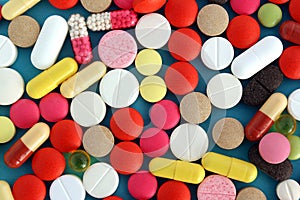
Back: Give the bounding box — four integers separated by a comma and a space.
32, 147, 66, 181
226, 15, 260, 49
157, 180, 191, 200
289, 0, 300, 23
110, 108, 144, 141
110, 141, 143, 175
165, 0, 198, 28
269, 0, 289, 4
279, 46, 300, 79
168, 28, 202, 61
13, 174, 46, 200
50, 120, 83, 152
165, 62, 199, 95
103, 196, 123, 200
48, 0, 79, 10
133, 0, 166, 13
0, 5, 2, 21
10, 99, 40, 129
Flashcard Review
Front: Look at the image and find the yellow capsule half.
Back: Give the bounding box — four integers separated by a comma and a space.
0, 180, 14, 200
2, 0, 40, 20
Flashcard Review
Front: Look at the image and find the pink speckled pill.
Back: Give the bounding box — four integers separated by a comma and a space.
197, 175, 236, 200
230, 0, 260, 15
149, 100, 180, 130
259, 132, 291, 164
98, 30, 137, 69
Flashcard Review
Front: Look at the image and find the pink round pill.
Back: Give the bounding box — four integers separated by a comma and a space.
197, 175, 236, 200
98, 30, 137, 69
39, 93, 69, 122
10, 99, 40, 129
259, 132, 291, 164
149, 100, 180, 130
128, 171, 158, 199
114, 0, 134, 9
230, 0, 260, 15
139, 128, 169, 157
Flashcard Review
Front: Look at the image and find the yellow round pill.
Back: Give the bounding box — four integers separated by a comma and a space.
0, 116, 16, 143
135, 49, 162, 76
140, 76, 167, 103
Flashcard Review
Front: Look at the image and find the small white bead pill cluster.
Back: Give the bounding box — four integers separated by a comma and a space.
86, 12, 111, 31
68, 14, 88, 39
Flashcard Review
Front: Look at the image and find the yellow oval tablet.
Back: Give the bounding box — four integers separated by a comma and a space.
139, 75, 167, 103
2, 0, 40, 20
0, 116, 15, 143
0, 180, 14, 200
135, 49, 162, 76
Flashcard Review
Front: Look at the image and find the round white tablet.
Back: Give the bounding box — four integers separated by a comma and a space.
206, 73, 243, 109
50, 174, 86, 200
170, 123, 209, 162
0, 35, 18, 68
276, 179, 300, 200
288, 89, 300, 121
70, 91, 106, 127
135, 13, 171, 49
201, 37, 234, 71
83, 162, 119, 199
0, 68, 24, 105
99, 69, 139, 108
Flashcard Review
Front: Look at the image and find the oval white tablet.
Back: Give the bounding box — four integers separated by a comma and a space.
0, 35, 18, 68
276, 179, 300, 200
99, 69, 139, 108
50, 174, 86, 200
83, 162, 119, 199
170, 123, 209, 162
288, 89, 300, 121
201, 37, 234, 71
135, 13, 171, 49
206, 73, 243, 109
231, 36, 283, 80
0, 68, 24, 105
31, 15, 68, 70
70, 91, 106, 127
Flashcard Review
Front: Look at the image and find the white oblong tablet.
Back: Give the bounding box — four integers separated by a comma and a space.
201, 37, 234, 71
0, 68, 24, 105
31, 15, 68, 70
135, 13, 171, 49
170, 123, 209, 162
50, 174, 86, 200
70, 91, 106, 127
99, 69, 139, 108
231, 36, 283, 80
288, 89, 300, 121
276, 179, 300, 200
0, 35, 18, 68
83, 162, 119, 199
207, 73, 243, 109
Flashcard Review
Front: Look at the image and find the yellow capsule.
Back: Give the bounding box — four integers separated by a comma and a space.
0, 181, 14, 200
60, 61, 107, 98
201, 152, 257, 183
149, 157, 205, 184
2, 0, 40, 20
26, 57, 78, 99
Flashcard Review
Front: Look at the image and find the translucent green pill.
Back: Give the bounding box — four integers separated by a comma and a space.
258, 3, 282, 28
275, 114, 297, 136
68, 150, 91, 172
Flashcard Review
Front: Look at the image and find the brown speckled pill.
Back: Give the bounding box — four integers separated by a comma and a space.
80, 0, 112, 13
236, 187, 266, 200
180, 92, 212, 124
83, 125, 114, 158
8, 15, 40, 48
197, 4, 229, 36
212, 117, 244, 150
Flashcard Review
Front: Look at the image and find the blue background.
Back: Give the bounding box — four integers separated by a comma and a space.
0, 0, 300, 199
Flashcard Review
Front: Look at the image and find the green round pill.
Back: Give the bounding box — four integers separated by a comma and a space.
287, 135, 300, 160
68, 150, 91, 172
275, 114, 297, 136
258, 3, 282, 28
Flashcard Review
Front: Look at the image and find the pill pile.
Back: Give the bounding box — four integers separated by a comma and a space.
0, 0, 300, 200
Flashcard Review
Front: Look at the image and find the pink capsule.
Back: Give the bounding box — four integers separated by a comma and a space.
87, 10, 138, 31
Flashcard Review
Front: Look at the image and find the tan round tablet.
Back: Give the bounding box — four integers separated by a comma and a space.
80, 0, 112, 13
83, 125, 114, 157
236, 187, 267, 200
8, 15, 40, 48
197, 4, 229, 36
212, 117, 244, 150
180, 92, 212, 124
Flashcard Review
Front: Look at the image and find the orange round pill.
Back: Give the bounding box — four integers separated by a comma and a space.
104, 196, 123, 200
157, 180, 191, 200
110, 141, 143, 175
226, 15, 260, 49
133, 0, 166, 13
289, 0, 300, 23
49, 0, 79, 9
165, 0, 198, 28
269, 0, 289, 4
279, 46, 300, 79
168, 28, 202, 61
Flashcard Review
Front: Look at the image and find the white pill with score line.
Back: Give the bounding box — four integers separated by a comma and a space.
288, 89, 300, 121
276, 179, 300, 200
0, 35, 18, 68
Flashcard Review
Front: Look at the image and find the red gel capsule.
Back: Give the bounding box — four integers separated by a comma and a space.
280, 20, 300, 45
245, 93, 287, 141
